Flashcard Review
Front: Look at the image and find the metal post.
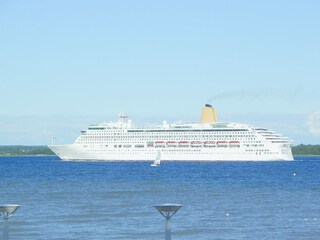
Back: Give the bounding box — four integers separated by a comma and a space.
0, 204, 20, 240
165, 217, 171, 240
154, 203, 182, 240
3, 219, 9, 240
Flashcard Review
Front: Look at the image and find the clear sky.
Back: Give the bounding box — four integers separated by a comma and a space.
0, 0, 319, 145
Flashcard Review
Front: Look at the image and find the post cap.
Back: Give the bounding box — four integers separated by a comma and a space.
0, 204, 20, 214
154, 203, 182, 219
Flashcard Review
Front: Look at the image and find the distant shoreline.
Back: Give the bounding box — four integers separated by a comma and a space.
0, 145, 55, 156
0, 144, 319, 157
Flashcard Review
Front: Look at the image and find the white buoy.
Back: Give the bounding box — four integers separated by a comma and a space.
0, 204, 20, 240
154, 203, 182, 240
293, 173, 296, 176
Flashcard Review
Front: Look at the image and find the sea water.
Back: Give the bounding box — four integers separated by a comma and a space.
1, 156, 320, 240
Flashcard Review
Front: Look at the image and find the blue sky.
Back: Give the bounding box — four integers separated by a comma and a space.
0, 0, 319, 145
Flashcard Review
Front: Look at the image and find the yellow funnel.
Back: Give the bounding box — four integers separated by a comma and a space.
201, 104, 218, 123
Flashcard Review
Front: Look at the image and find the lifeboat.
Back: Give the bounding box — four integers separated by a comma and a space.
191, 141, 202, 147
229, 141, 240, 147
217, 141, 228, 147
166, 141, 178, 147
179, 141, 189, 147
204, 141, 215, 147
135, 144, 144, 148
155, 141, 165, 148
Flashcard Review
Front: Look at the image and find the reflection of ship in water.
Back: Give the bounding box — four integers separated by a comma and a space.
49, 104, 293, 161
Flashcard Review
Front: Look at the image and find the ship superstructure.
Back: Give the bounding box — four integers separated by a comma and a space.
49, 105, 293, 161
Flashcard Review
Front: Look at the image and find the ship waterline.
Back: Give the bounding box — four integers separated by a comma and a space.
48, 105, 293, 161
49, 144, 293, 161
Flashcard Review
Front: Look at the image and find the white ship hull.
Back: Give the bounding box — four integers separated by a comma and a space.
49, 144, 293, 161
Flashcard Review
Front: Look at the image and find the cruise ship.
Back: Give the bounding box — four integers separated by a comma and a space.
48, 105, 293, 161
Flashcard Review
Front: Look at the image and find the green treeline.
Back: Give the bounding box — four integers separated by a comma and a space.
292, 144, 320, 156
0, 144, 319, 156
0, 145, 54, 156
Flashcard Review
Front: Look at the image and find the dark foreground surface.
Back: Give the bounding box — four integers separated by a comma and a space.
1, 156, 320, 239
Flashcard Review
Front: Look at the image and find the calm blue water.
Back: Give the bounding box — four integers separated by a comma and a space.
1, 156, 320, 240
